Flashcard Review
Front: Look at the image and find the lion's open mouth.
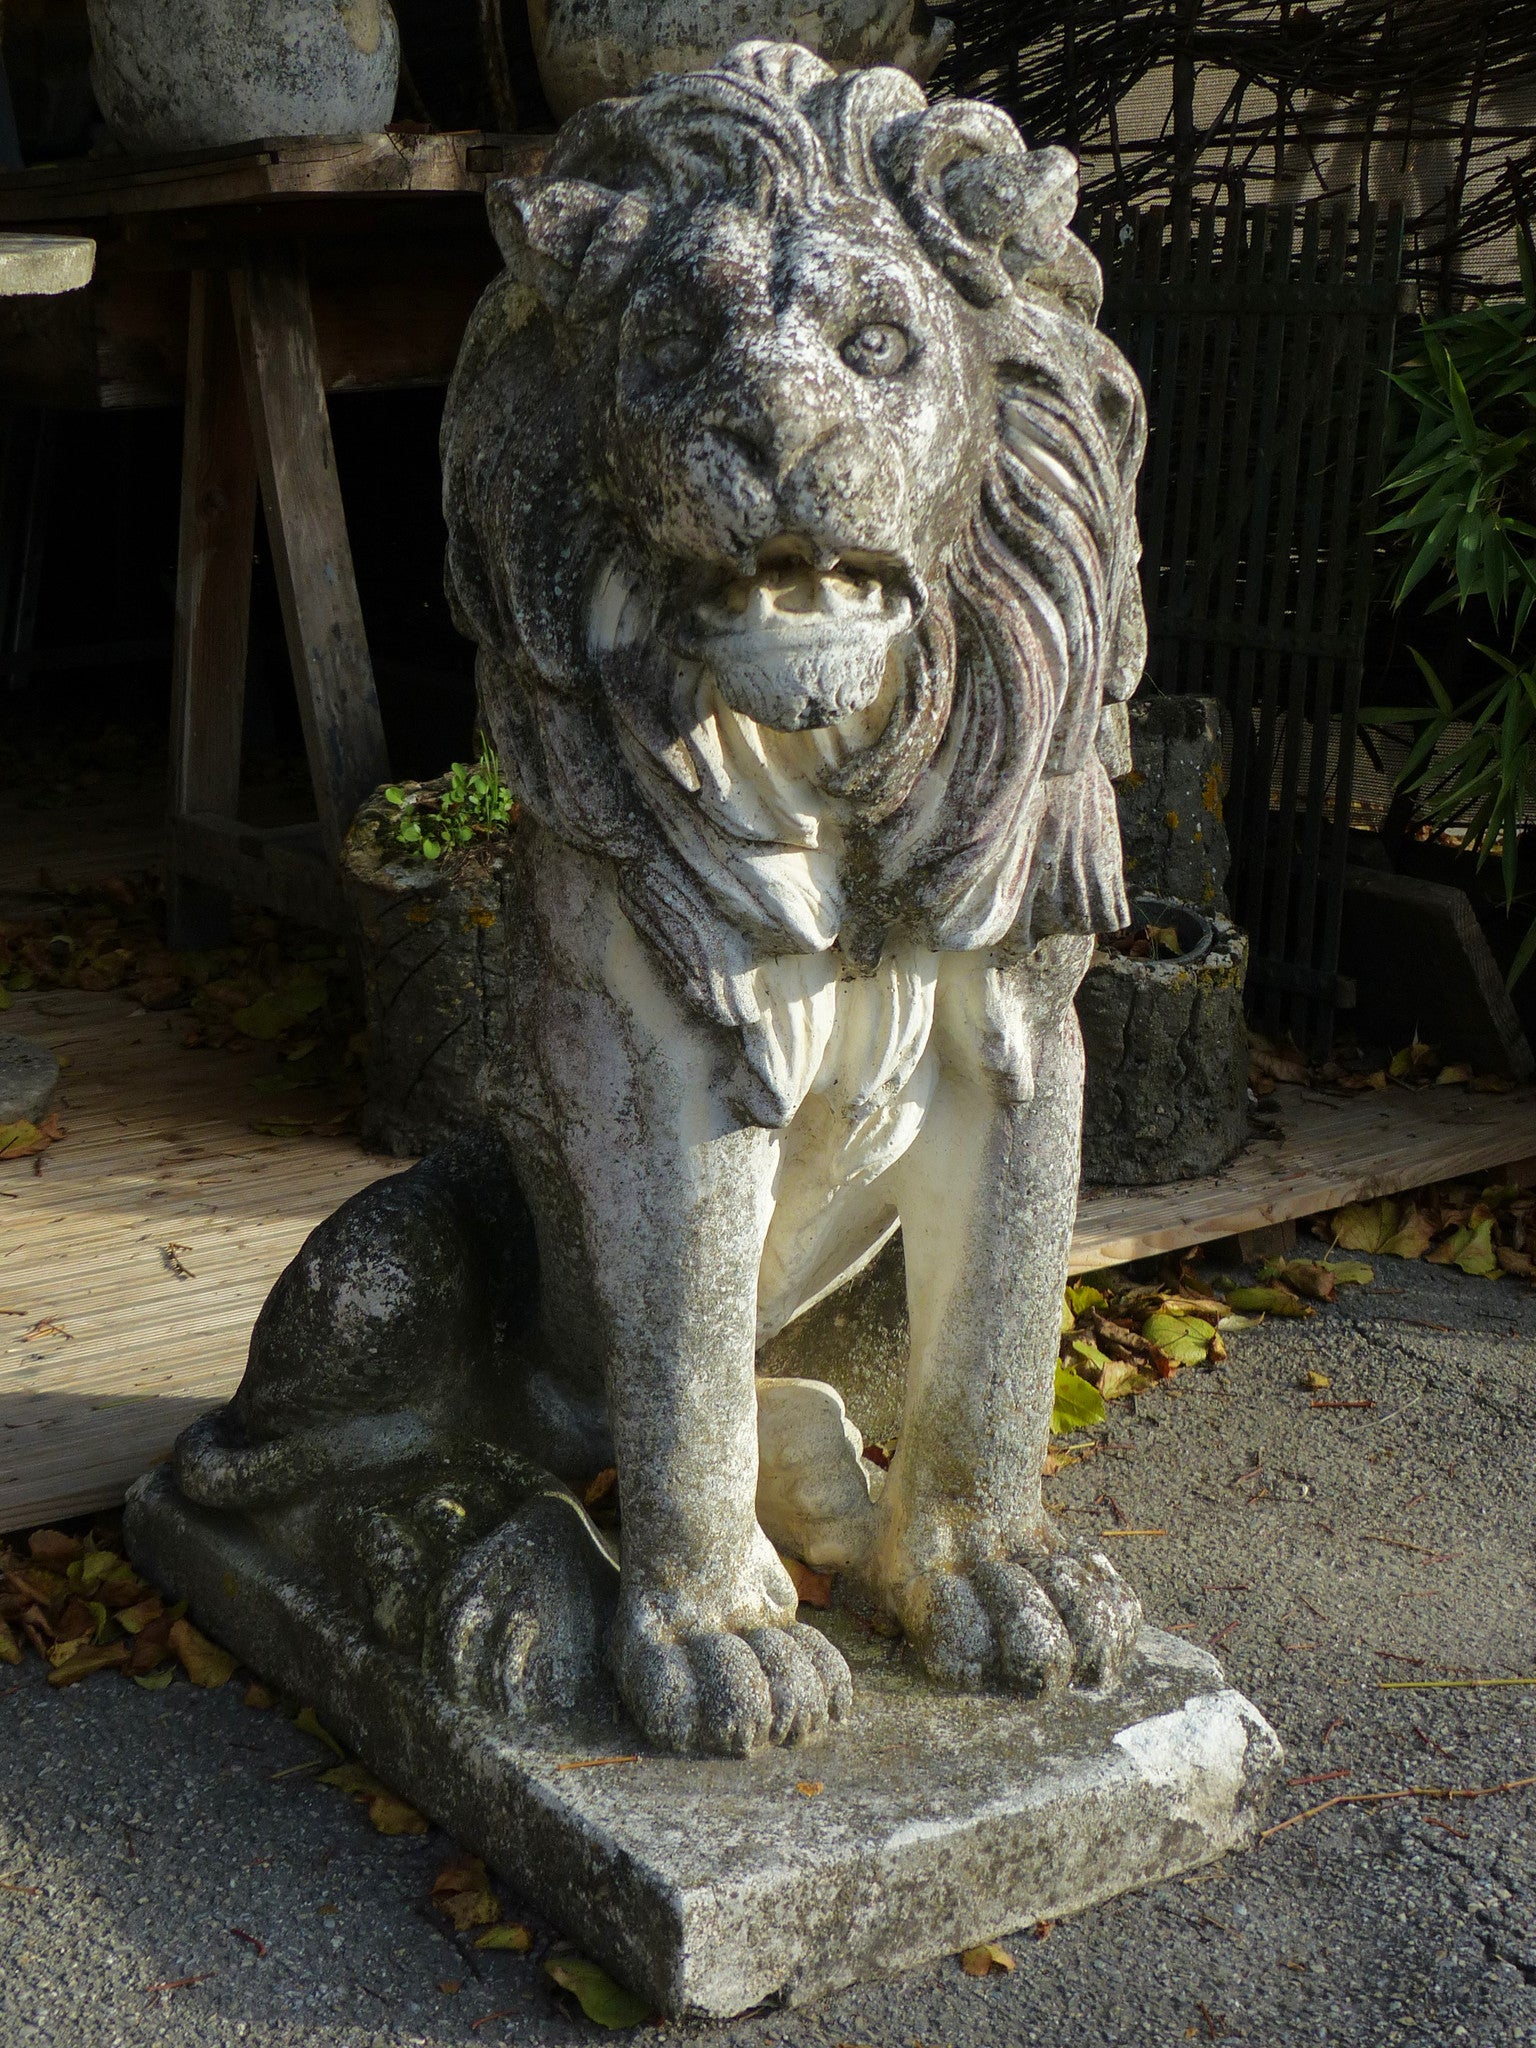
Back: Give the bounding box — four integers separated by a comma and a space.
672, 540, 918, 732
690, 542, 916, 645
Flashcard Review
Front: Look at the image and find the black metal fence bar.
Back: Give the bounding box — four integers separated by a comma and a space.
1086, 197, 1406, 1049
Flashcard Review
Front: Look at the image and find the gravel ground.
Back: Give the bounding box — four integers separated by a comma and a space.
2, 1235, 1534, 2048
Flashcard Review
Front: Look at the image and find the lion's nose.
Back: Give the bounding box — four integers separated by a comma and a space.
712, 366, 841, 483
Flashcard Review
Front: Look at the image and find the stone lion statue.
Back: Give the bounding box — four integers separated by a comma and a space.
166, 42, 1150, 1758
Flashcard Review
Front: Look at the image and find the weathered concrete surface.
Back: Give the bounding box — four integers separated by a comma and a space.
0, 1029, 59, 1122
126, 1467, 1280, 2020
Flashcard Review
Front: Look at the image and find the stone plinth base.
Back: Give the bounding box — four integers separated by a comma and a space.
126, 1470, 1283, 2020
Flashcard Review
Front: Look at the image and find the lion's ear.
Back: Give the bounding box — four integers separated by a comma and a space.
488, 177, 652, 319
878, 105, 1082, 308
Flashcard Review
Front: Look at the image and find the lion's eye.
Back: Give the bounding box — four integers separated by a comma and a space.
840, 322, 911, 378
645, 328, 710, 379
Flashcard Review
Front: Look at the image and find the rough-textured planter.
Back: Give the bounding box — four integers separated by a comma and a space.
528, 0, 948, 121
343, 785, 513, 1159
87, 0, 400, 152
1078, 898, 1249, 1187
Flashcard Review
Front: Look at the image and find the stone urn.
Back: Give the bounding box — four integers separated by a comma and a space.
87, 0, 401, 152
528, 0, 951, 121
1078, 895, 1250, 1186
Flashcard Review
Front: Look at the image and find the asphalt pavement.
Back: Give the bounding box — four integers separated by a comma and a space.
2, 1235, 1533, 2048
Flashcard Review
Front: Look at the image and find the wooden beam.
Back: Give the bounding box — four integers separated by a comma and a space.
170, 270, 256, 825
232, 244, 389, 855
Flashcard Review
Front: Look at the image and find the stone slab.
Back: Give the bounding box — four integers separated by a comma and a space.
126, 1470, 1284, 2020
0, 1029, 60, 1122
0, 232, 95, 298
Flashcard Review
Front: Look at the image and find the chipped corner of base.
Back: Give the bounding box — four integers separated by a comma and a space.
123, 1469, 1284, 2022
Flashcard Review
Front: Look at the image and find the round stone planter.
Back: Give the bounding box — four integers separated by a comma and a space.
343, 783, 513, 1158
1077, 895, 1250, 1187
87, 0, 400, 153
528, 0, 948, 122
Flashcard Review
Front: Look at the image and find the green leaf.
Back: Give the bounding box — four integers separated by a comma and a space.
1222, 1285, 1314, 1319
545, 1955, 652, 2028
1051, 1364, 1107, 1433
1327, 1260, 1374, 1286
1141, 1309, 1215, 1366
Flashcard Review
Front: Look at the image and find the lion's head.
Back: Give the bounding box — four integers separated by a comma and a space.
443, 42, 1146, 1116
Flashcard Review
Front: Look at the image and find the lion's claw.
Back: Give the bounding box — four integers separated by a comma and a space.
614, 1615, 852, 1756
905, 1546, 1141, 1697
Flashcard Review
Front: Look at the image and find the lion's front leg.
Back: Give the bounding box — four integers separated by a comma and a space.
505, 840, 851, 1755
873, 939, 1141, 1695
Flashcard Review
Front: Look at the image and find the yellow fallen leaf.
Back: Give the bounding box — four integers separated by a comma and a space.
1380, 1209, 1437, 1260
294, 1705, 345, 1755
168, 1618, 237, 1688
433, 1856, 500, 1931
114, 1596, 164, 1636
476, 1923, 534, 1952
0, 1619, 22, 1666
1301, 1370, 1331, 1392
47, 1642, 128, 1687
960, 1941, 1016, 1976
318, 1761, 429, 1836
795, 1781, 824, 1798
1436, 1062, 1474, 1085
367, 1788, 429, 1836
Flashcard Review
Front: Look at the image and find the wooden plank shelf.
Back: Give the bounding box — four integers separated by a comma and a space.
4, 990, 1535, 1534
0, 131, 547, 224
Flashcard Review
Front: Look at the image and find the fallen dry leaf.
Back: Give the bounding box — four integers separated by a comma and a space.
48, 1641, 129, 1688
960, 1941, 1016, 1976
795, 1781, 824, 1798
294, 1706, 345, 1756
0, 1114, 64, 1160
168, 1618, 237, 1688
433, 1856, 501, 1932
475, 1923, 534, 1952
782, 1556, 834, 1609
319, 1761, 428, 1837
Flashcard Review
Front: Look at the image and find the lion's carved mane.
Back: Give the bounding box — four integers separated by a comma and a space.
442, 41, 1146, 1126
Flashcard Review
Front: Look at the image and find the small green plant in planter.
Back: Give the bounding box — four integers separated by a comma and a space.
383, 735, 515, 863
1373, 236, 1536, 983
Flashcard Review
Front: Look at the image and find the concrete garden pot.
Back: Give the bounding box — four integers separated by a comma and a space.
528, 0, 950, 121
1078, 894, 1251, 1187
87, 0, 401, 152
342, 779, 515, 1158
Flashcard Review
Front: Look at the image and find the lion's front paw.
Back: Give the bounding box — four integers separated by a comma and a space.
900, 1546, 1142, 1697
613, 1611, 852, 1757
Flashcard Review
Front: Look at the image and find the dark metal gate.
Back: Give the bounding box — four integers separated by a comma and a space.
1085, 198, 1405, 1050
